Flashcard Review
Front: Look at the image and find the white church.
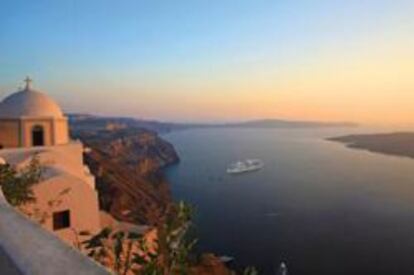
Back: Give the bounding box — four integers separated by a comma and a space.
0, 78, 102, 245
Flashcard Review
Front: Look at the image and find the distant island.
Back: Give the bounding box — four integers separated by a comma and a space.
221, 119, 357, 129
329, 132, 414, 159
69, 114, 357, 134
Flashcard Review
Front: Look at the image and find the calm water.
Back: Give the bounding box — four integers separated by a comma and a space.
164, 128, 414, 275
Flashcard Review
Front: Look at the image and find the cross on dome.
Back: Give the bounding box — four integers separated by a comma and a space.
24, 76, 32, 90
0, 77, 64, 119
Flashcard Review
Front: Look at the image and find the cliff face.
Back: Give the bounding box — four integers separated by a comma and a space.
70, 121, 233, 274
72, 128, 179, 226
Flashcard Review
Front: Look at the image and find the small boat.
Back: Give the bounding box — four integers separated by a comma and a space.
226, 159, 264, 174
219, 255, 234, 263
277, 262, 288, 275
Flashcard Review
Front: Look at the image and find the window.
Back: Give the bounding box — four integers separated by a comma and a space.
32, 125, 45, 146
53, 210, 71, 230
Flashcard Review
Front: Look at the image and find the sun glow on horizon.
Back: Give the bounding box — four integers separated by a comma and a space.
1, 0, 414, 127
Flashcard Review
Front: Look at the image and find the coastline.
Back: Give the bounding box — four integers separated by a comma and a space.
328, 132, 414, 159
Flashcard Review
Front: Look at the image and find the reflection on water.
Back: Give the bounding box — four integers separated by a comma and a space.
165, 128, 414, 275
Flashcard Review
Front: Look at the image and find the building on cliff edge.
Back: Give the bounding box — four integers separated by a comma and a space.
0, 77, 102, 246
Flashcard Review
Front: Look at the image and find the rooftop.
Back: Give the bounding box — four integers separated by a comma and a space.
0, 77, 64, 119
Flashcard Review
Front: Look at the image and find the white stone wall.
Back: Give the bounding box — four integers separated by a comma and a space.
0, 189, 109, 275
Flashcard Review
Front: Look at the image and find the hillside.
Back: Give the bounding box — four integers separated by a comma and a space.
71, 127, 179, 225
224, 119, 357, 128
329, 132, 414, 159
69, 113, 357, 134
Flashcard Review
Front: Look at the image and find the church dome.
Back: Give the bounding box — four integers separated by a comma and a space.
0, 79, 64, 119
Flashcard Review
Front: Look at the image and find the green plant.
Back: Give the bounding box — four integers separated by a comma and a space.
156, 201, 197, 274
0, 157, 42, 206
81, 201, 197, 275
82, 227, 143, 275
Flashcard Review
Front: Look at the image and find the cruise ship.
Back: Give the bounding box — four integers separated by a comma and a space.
226, 159, 264, 174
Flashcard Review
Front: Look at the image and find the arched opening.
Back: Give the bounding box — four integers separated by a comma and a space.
32, 125, 45, 146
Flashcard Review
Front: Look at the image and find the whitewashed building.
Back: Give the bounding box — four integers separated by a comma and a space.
0, 78, 101, 245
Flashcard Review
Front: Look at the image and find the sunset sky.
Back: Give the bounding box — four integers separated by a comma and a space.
1, 0, 414, 126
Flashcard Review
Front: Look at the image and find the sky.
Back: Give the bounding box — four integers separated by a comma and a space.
1, 0, 414, 125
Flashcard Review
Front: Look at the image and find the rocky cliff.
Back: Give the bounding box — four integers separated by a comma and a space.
71, 127, 179, 226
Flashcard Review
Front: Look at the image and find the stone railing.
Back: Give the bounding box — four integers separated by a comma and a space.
0, 189, 110, 275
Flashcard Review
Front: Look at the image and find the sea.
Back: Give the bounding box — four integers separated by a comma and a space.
164, 127, 414, 275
